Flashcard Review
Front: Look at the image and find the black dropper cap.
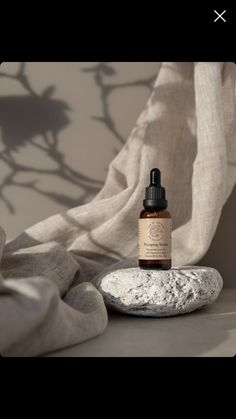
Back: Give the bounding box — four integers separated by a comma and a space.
143, 168, 167, 210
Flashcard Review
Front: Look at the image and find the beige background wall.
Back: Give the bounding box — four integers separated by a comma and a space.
0, 62, 235, 286
0, 62, 158, 236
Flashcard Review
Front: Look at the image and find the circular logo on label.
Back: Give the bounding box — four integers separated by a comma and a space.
148, 221, 165, 241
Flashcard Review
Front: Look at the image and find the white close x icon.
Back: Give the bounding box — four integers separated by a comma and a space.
214, 9, 226, 22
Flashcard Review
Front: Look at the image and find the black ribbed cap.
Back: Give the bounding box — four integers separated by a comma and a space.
143, 168, 167, 210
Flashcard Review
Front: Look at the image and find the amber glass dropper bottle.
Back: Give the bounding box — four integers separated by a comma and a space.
139, 168, 171, 270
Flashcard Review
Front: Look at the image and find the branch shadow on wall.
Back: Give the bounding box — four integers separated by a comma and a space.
0, 63, 103, 214
0, 62, 158, 217
81, 62, 156, 156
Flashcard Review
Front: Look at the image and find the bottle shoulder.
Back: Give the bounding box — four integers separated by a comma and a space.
139, 209, 171, 219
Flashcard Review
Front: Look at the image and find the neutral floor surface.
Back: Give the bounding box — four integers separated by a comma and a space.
48, 288, 236, 357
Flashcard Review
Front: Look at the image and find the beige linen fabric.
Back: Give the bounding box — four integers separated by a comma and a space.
0, 62, 235, 356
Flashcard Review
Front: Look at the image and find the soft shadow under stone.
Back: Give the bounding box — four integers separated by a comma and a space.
96, 264, 223, 317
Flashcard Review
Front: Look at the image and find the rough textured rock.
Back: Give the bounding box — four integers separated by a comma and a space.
97, 266, 223, 317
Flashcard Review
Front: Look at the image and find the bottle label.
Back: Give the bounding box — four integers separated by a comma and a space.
139, 218, 171, 260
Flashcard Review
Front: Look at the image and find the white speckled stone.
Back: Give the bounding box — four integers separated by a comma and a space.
97, 266, 223, 317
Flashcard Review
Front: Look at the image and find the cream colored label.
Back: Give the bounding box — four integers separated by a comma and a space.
139, 218, 171, 260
